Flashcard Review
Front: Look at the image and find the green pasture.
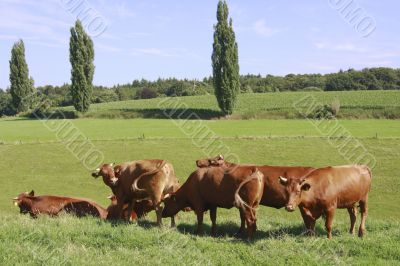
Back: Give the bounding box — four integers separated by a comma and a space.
0, 118, 400, 143
0, 117, 399, 265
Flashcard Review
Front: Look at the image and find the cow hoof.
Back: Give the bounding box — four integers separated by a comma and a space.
358, 231, 365, 238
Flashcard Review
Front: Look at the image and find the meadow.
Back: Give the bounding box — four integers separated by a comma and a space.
56, 90, 400, 119
0, 113, 399, 265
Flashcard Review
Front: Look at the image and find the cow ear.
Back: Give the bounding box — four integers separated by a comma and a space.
301, 183, 311, 191
29, 190, 34, 196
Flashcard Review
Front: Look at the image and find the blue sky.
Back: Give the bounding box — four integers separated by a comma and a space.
0, 0, 399, 88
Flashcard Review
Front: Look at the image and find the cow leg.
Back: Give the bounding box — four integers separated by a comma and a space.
154, 202, 163, 227
244, 209, 256, 240
300, 207, 316, 236
125, 200, 136, 222
196, 211, 204, 236
325, 208, 336, 239
170, 216, 176, 228
209, 206, 217, 237
347, 206, 357, 235
115, 197, 126, 220
237, 208, 246, 236
358, 198, 368, 237
251, 209, 257, 237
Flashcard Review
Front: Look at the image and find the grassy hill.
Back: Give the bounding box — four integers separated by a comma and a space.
55, 90, 400, 119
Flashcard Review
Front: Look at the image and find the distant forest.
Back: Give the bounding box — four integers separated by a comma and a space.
0, 67, 399, 115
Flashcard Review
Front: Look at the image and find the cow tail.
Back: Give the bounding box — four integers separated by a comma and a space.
132, 160, 167, 193
234, 169, 263, 211
365, 165, 373, 192
366, 166, 373, 180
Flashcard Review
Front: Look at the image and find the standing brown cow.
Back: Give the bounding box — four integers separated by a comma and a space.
13, 190, 108, 219
92, 160, 179, 227
280, 165, 372, 239
162, 165, 264, 239
196, 155, 314, 234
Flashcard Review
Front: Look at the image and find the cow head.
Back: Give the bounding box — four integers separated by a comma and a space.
162, 193, 185, 218
13, 190, 35, 214
279, 176, 311, 212
92, 163, 119, 187
196, 154, 225, 168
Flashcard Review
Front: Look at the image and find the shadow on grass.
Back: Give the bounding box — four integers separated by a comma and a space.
173, 221, 326, 242
111, 108, 224, 120
95, 215, 330, 242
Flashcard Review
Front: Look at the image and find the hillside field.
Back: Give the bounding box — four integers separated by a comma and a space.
55, 90, 400, 119
0, 116, 399, 265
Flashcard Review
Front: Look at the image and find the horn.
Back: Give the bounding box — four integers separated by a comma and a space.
279, 176, 288, 183
12, 197, 18, 201
163, 193, 171, 200
95, 168, 100, 172
107, 195, 113, 199
218, 154, 224, 160
109, 163, 114, 167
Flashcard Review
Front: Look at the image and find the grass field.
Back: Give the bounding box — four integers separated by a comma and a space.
54, 90, 400, 119
0, 116, 399, 265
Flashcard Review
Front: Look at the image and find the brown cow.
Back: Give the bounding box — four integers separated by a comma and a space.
162, 165, 264, 239
280, 165, 372, 239
13, 190, 108, 219
92, 160, 179, 227
196, 156, 315, 234
106, 195, 153, 221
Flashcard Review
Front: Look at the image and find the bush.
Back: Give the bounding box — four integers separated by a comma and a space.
135, 88, 157, 99
310, 104, 335, 119
92, 89, 119, 103
0, 92, 15, 116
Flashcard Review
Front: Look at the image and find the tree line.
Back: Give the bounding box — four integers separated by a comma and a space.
2, 1, 399, 117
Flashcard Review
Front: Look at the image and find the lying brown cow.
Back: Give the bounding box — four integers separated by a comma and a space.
106, 195, 153, 221
196, 155, 314, 234
92, 160, 179, 226
281, 165, 372, 239
13, 190, 108, 219
162, 165, 264, 239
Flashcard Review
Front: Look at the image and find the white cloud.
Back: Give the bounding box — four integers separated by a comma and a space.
313, 42, 364, 52
333, 43, 357, 51
131, 48, 176, 57
113, 2, 136, 18
96, 43, 121, 53
252, 20, 280, 37
313, 42, 329, 49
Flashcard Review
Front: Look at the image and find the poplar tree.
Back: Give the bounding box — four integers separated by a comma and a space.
69, 20, 94, 113
212, 0, 240, 115
9, 40, 35, 113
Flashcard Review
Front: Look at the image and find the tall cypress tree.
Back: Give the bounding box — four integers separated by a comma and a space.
69, 20, 94, 113
9, 40, 35, 113
212, 0, 240, 115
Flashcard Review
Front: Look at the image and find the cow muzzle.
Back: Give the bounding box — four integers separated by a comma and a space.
285, 205, 295, 212
110, 177, 118, 186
